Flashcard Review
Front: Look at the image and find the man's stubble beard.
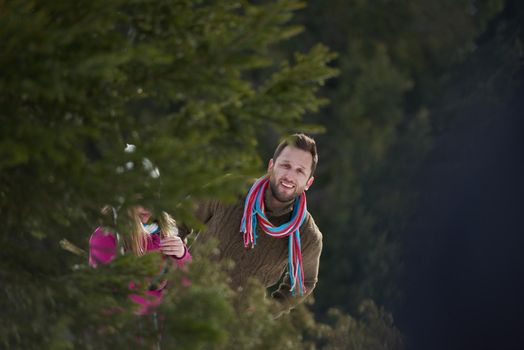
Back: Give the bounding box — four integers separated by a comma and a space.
268, 176, 299, 203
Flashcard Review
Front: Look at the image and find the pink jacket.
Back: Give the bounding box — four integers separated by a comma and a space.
89, 226, 191, 315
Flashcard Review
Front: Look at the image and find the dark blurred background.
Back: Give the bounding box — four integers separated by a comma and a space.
399, 61, 524, 350
290, 1, 524, 348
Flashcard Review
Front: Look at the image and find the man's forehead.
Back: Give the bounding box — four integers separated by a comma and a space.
275, 146, 313, 168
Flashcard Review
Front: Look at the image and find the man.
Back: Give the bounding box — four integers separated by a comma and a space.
183, 134, 322, 315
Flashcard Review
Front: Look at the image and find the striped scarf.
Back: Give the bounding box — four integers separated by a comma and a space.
240, 175, 308, 296
143, 222, 160, 235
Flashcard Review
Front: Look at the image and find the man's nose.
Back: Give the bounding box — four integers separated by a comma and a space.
282, 170, 296, 181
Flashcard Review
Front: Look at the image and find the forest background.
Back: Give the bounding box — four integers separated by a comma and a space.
1, 0, 523, 349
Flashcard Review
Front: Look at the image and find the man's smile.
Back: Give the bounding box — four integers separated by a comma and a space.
280, 180, 295, 189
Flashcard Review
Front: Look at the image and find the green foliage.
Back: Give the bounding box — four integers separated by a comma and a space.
318, 300, 404, 350
0, 0, 338, 348
158, 241, 404, 350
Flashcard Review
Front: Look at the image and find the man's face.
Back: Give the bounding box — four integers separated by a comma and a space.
268, 146, 315, 203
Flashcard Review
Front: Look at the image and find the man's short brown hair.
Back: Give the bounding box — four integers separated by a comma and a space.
273, 133, 318, 177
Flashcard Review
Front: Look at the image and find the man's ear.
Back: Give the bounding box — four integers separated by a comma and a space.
267, 159, 274, 172
305, 176, 315, 191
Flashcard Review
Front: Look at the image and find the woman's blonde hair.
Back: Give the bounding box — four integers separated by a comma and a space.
127, 207, 178, 256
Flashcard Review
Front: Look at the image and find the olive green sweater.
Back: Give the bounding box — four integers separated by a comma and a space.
184, 193, 323, 313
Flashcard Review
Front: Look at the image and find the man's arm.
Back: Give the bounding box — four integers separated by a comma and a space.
177, 200, 218, 240
271, 214, 323, 315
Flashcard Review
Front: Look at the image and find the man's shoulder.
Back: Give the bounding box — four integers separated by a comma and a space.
206, 195, 246, 215
302, 212, 322, 241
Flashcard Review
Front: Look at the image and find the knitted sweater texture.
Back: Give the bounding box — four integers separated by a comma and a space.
184, 194, 323, 311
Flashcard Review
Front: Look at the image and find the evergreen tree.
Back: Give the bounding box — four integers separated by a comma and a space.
0, 0, 339, 348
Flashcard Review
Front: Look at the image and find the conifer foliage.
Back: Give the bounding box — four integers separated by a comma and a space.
0, 0, 338, 348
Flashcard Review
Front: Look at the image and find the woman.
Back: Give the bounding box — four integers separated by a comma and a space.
89, 205, 191, 315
